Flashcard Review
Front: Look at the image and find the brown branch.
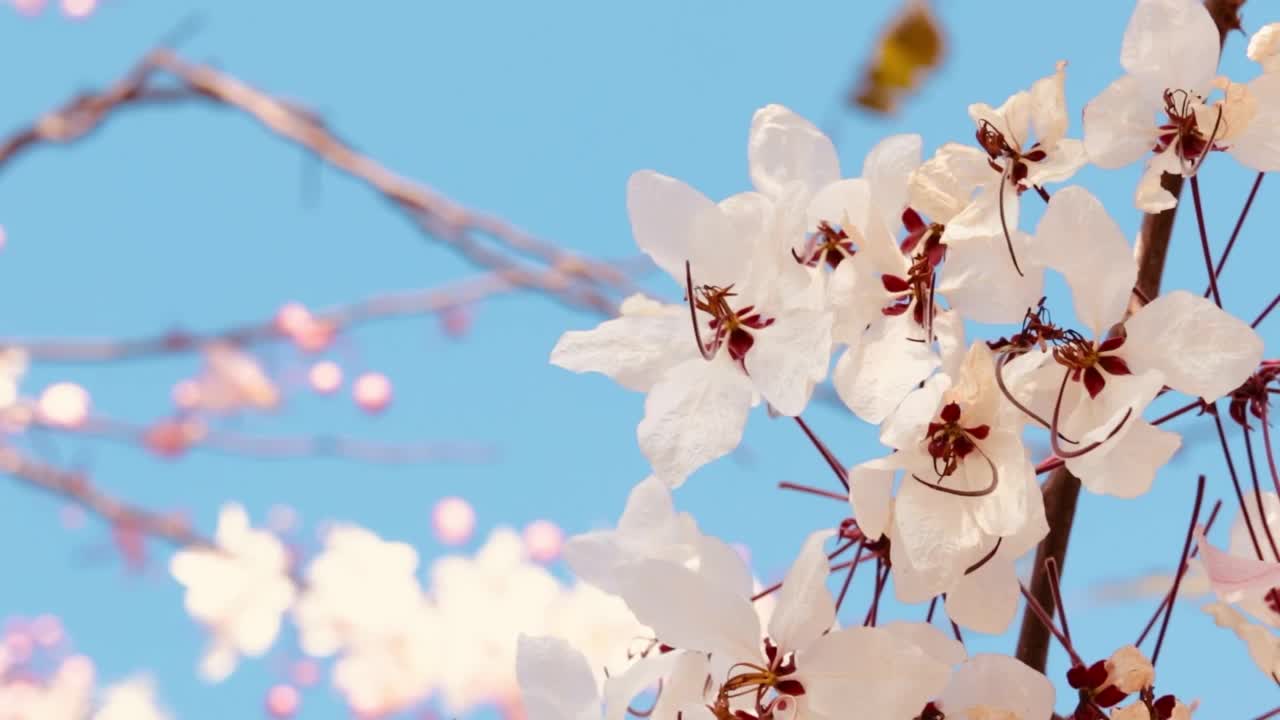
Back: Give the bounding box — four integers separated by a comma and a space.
0, 48, 635, 317
41, 415, 496, 464
0, 261, 644, 363
0, 443, 211, 550
1014, 0, 1245, 673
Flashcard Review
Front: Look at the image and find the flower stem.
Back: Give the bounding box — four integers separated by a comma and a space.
1203, 171, 1264, 298
1189, 176, 1222, 307
1149, 475, 1206, 666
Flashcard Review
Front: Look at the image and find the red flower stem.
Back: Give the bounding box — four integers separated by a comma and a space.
1204, 171, 1264, 297
1136, 499, 1222, 646
793, 416, 849, 490
777, 481, 847, 502
1243, 427, 1280, 560
1212, 404, 1266, 559
1150, 475, 1207, 666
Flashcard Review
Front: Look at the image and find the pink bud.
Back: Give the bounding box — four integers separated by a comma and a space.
59, 0, 94, 17
290, 659, 320, 688
274, 302, 312, 336
308, 361, 342, 394
265, 684, 300, 719
172, 379, 202, 409
352, 372, 391, 413
11, 0, 46, 16
38, 382, 90, 428
439, 305, 471, 339
523, 520, 564, 563
144, 420, 197, 459
432, 497, 475, 545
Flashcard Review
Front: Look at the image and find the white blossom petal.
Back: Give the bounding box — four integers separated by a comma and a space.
1083, 75, 1160, 168
1032, 186, 1136, 337
1121, 0, 1219, 94
627, 171, 748, 288
833, 315, 940, 424
939, 654, 1055, 719
1123, 290, 1264, 401
744, 310, 833, 416
1068, 419, 1180, 498
937, 231, 1043, 324
863, 134, 924, 233
638, 357, 755, 486
849, 455, 903, 542
612, 559, 762, 662
517, 635, 600, 720
796, 627, 950, 719
551, 308, 693, 392
945, 554, 1020, 634
748, 104, 840, 198
769, 530, 838, 652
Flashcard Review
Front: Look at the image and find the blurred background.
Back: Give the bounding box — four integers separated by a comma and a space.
0, 0, 1276, 717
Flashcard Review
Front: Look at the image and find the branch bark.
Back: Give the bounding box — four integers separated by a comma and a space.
1014, 0, 1245, 674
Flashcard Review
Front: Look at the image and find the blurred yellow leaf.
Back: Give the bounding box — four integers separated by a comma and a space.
852, 1, 945, 115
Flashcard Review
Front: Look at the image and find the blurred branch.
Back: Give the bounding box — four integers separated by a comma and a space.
40, 414, 497, 464
0, 261, 644, 363
0, 443, 212, 549
0, 48, 635, 316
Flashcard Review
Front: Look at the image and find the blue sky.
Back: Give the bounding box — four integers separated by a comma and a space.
0, 0, 1278, 717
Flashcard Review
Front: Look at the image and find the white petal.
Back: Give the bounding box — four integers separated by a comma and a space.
863, 134, 923, 233
1229, 74, 1280, 171
945, 555, 1020, 634
748, 104, 840, 198
1123, 290, 1264, 401
969, 92, 1032, 151
638, 357, 754, 485
1029, 61, 1070, 145
612, 559, 761, 661
517, 635, 599, 720
695, 535, 755, 599
1134, 147, 1181, 212
1024, 139, 1088, 187
551, 310, 692, 393
943, 175, 1017, 244
848, 455, 902, 542
832, 315, 940, 424
1204, 602, 1280, 679
769, 530, 838, 652
796, 627, 950, 719
879, 375, 947, 451
907, 143, 992, 224
650, 652, 712, 719
939, 654, 1055, 719
1121, 0, 1219, 94
1198, 529, 1280, 603
1083, 75, 1159, 169
744, 310, 833, 416
881, 621, 967, 665
1249, 24, 1280, 72
1032, 186, 1136, 337
626, 171, 747, 288
806, 178, 870, 236
937, 231, 1044, 324
602, 653, 681, 720
1068, 419, 1180, 498
893, 473, 986, 574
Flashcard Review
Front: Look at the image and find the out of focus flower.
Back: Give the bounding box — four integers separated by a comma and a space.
170, 504, 295, 682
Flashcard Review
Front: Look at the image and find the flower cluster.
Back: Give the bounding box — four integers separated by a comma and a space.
533, 0, 1277, 717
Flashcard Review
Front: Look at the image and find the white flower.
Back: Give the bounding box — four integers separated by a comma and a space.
169, 504, 295, 682
0, 654, 93, 720
552, 158, 833, 484
564, 476, 752, 598
516, 635, 706, 720
293, 525, 425, 657
1197, 493, 1280, 628
849, 343, 1045, 632
92, 676, 170, 720
1223, 24, 1280, 171
1105, 645, 1155, 694
330, 606, 440, 718
1014, 186, 1262, 497
1204, 601, 1280, 682
606, 530, 951, 719
912, 61, 1086, 248
1082, 0, 1224, 211
190, 343, 280, 413
927, 654, 1055, 720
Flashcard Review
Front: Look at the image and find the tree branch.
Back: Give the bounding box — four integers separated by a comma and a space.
1013, 0, 1245, 673
0, 48, 635, 316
